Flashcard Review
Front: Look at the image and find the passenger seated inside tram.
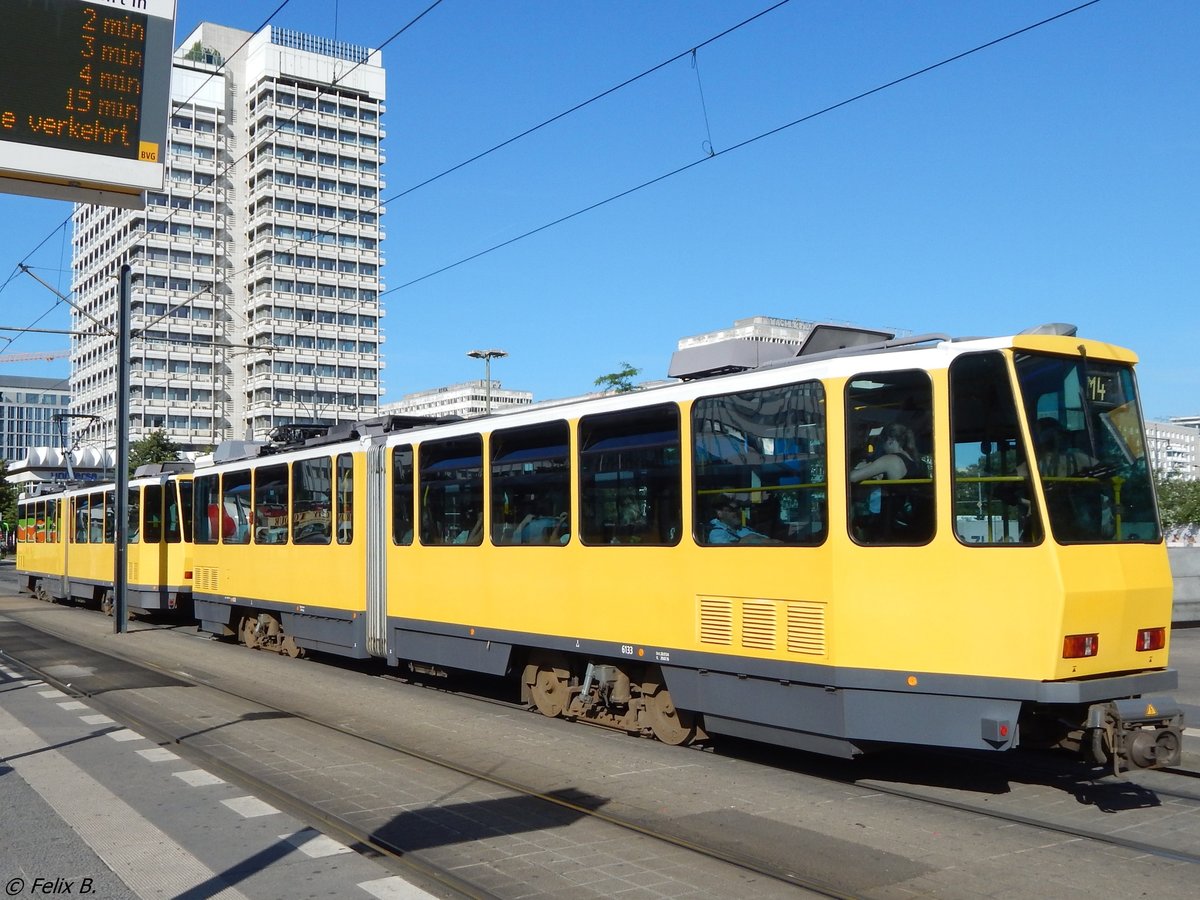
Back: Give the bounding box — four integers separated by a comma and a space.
849, 423, 931, 541
706, 495, 777, 544
509, 508, 568, 544
850, 423, 926, 485
452, 511, 484, 544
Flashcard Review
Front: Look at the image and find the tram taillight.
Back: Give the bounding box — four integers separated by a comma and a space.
1135, 627, 1165, 652
1062, 633, 1099, 658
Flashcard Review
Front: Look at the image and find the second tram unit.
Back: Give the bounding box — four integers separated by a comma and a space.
16, 463, 195, 615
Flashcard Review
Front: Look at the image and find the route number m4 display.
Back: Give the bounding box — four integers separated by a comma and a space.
0, 0, 176, 209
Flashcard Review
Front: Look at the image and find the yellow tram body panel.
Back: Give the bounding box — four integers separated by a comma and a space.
195, 324, 1180, 766
199, 542, 368, 614
190, 449, 370, 615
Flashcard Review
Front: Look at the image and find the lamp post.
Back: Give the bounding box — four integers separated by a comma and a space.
466, 349, 507, 416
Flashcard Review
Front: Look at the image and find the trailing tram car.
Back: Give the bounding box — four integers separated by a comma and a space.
190, 324, 1181, 771
16, 463, 195, 615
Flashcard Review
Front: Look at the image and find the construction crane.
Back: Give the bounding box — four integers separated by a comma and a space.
0, 349, 70, 362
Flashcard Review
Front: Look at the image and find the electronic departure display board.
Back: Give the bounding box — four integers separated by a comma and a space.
0, 0, 176, 208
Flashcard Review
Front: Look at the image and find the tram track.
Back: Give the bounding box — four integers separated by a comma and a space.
0, 608, 851, 900
4, 593, 1200, 895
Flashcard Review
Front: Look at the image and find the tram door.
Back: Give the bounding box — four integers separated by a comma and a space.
365, 443, 389, 658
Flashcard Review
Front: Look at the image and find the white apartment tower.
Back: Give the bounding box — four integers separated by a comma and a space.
70, 23, 386, 452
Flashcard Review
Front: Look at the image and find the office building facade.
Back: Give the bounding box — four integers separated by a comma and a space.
381, 380, 534, 420
1146, 419, 1200, 480
0, 376, 72, 465
69, 23, 386, 452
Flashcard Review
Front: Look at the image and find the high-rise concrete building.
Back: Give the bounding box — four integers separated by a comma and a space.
69, 23, 386, 452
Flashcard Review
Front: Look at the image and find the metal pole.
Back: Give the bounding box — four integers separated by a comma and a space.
114, 265, 132, 634
484, 356, 492, 416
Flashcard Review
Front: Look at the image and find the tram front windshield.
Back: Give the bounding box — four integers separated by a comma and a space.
1014, 352, 1159, 543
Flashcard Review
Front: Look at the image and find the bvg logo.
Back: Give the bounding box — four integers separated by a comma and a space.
138, 142, 159, 162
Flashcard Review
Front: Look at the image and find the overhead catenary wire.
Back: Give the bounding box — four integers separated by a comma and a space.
383, 0, 1103, 295
3, 0, 782, 345
131, 0, 446, 339
1, 1, 1102, 356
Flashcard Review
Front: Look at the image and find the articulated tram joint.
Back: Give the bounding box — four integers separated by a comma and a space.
1084, 696, 1183, 774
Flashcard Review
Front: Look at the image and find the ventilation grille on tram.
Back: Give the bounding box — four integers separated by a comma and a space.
698, 596, 826, 657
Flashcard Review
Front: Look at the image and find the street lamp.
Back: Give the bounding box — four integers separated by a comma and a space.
466, 349, 508, 416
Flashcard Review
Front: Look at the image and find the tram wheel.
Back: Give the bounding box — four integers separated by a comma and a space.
239, 615, 260, 650
280, 635, 305, 659
642, 679, 697, 746
528, 652, 571, 718
100, 592, 114, 617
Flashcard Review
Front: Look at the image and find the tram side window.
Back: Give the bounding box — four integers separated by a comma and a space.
222, 471, 252, 544
193, 475, 219, 544
846, 370, 934, 545
127, 488, 140, 544
33, 499, 51, 543
103, 491, 115, 544
490, 421, 570, 546
16, 503, 28, 542
950, 352, 1037, 545
420, 436, 483, 545
89, 492, 106, 543
392, 445, 414, 545
693, 380, 827, 546
144, 485, 164, 543
293, 456, 333, 545
336, 454, 353, 544
165, 480, 184, 543
579, 404, 681, 546
48, 498, 59, 543
255, 464, 290, 544
178, 480, 194, 543
73, 495, 89, 543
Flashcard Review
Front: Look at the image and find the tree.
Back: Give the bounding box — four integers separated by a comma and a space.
0, 459, 16, 545
594, 362, 642, 394
128, 430, 181, 475
1154, 474, 1200, 531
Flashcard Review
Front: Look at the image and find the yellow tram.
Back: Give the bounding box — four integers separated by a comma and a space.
190, 324, 1180, 770
16, 463, 195, 615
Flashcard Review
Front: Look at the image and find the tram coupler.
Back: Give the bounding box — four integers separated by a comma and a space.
1084, 696, 1183, 774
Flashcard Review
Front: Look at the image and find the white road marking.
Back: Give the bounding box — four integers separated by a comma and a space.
222, 796, 280, 818
107, 729, 144, 742
0, 704, 251, 900
174, 769, 226, 787
358, 876, 441, 899
136, 747, 180, 762
281, 828, 353, 858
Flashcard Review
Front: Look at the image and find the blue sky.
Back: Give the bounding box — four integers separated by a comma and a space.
2, 0, 1197, 418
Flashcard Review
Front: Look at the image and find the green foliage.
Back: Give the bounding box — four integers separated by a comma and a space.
0, 459, 16, 535
1154, 474, 1200, 530
128, 430, 181, 476
594, 362, 642, 394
